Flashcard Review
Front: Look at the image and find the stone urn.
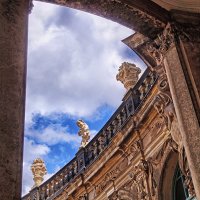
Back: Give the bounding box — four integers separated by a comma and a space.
116, 62, 141, 91
31, 158, 47, 188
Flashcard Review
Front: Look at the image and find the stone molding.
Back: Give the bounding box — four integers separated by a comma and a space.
38, 0, 168, 38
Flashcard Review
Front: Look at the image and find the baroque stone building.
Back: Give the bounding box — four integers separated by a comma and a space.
0, 0, 200, 200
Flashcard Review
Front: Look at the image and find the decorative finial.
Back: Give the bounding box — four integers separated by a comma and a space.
116, 62, 141, 91
77, 120, 90, 148
31, 158, 47, 188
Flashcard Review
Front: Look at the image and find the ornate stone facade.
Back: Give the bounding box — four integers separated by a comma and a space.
22, 65, 198, 199
0, 1, 199, 200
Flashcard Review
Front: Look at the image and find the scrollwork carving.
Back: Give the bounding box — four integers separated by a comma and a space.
153, 97, 196, 197
145, 24, 175, 66
96, 159, 128, 195
130, 159, 157, 200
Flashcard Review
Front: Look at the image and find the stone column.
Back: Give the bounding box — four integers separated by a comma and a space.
0, 1, 29, 199
163, 33, 200, 198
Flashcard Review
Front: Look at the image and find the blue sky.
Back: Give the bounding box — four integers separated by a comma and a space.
22, 1, 146, 195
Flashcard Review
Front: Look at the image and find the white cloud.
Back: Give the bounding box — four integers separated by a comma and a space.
26, 122, 97, 146
23, 1, 146, 196
26, 124, 80, 145
25, 1, 145, 122
22, 124, 97, 196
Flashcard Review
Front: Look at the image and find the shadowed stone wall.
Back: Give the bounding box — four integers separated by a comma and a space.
0, 1, 29, 199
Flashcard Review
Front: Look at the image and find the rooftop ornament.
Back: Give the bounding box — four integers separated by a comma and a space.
116, 62, 141, 91
77, 119, 90, 148
31, 158, 47, 188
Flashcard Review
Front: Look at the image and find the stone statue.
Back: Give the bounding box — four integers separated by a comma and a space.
77, 119, 90, 148
116, 62, 141, 91
31, 158, 47, 188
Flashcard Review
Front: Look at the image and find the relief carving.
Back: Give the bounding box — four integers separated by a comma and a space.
130, 159, 157, 200
108, 180, 137, 200
96, 158, 128, 195
145, 24, 174, 66
153, 94, 196, 197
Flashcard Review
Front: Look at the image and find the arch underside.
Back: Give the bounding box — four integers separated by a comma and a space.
36, 0, 170, 39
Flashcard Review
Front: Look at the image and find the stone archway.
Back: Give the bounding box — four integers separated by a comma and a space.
159, 151, 178, 200
36, 0, 169, 39
0, 1, 200, 200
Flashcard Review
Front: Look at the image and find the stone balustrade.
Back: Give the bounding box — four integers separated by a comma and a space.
22, 68, 157, 200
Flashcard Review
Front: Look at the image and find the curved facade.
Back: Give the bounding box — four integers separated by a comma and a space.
0, 0, 199, 199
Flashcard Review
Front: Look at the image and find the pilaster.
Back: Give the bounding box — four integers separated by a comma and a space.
123, 14, 200, 199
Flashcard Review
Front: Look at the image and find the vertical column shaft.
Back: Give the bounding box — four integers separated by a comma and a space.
164, 44, 200, 198
0, 1, 29, 199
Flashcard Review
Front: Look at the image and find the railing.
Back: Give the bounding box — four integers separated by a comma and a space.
22, 68, 157, 200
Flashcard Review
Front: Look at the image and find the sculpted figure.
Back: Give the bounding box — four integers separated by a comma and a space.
77, 119, 90, 148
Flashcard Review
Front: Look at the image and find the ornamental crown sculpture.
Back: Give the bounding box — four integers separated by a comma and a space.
77, 119, 90, 148
31, 158, 47, 188
116, 62, 141, 91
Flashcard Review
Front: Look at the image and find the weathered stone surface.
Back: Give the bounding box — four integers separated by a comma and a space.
0, 1, 199, 200
36, 0, 169, 39
164, 45, 200, 199
0, 1, 29, 199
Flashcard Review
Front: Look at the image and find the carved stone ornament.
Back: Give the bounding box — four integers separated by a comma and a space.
153, 96, 196, 197
96, 158, 128, 195
116, 62, 141, 91
147, 25, 174, 66
77, 119, 90, 148
129, 159, 157, 200
145, 21, 200, 68
31, 158, 47, 188
108, 180, 137, 200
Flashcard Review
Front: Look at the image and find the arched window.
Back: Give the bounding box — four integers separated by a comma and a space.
173, 166, 196, 200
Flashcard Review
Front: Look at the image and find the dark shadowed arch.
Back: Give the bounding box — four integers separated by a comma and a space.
159, 151, 178, 200
36, 0, 170, 39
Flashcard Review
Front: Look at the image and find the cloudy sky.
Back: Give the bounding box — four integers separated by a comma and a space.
22, 1, 146, 196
